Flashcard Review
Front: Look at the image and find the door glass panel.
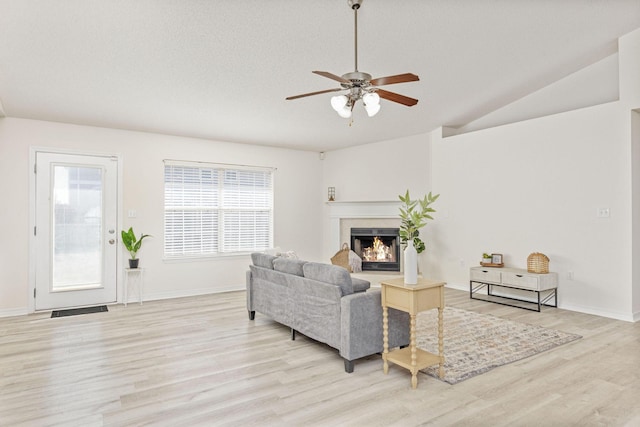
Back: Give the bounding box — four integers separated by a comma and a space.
52, 165, 103, 290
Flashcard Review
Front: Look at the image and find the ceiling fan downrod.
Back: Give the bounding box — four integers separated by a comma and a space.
349, 0, 363, 72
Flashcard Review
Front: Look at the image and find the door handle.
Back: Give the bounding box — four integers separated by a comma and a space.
109, 239, 115, 245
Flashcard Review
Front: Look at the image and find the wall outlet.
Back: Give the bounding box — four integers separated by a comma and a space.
127, 209, 137, 218
567, 271, 574, 280
597, 207, 610, 218
459, 258, 465, 268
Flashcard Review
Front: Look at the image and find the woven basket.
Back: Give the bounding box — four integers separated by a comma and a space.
527, 252, 549, 274
331, 243, 352, 272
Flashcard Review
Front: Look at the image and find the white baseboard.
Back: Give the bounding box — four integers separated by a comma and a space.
559, 303, 635, 322
0, 285, 246, 319
447, 281, 637, 322
0, 307, 29, 318
445, 282, 468, 292
142, 284, 245, 303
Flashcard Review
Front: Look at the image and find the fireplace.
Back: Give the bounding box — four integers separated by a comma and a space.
350, 228, 400, 272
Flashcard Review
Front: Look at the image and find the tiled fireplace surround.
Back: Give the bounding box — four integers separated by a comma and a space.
327, 201, 404, 285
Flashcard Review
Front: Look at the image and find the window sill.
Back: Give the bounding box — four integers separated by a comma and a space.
162, 252, 252, 263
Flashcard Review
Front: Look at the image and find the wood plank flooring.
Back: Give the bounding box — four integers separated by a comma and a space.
1, 288, 640, 426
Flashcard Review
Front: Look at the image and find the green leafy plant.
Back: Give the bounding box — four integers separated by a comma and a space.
398, 190, 439, 254
121, 227, 151, 260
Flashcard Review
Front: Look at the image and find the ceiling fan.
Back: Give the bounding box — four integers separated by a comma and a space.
286, 0, 419, 119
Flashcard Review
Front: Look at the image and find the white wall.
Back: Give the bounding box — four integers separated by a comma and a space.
632, 109, 640, 319
619, 28, 640, 321
456, 53, 620, 135
320, 134, 433, 261
321, 133, 432, 202
430, 101, 633, 320
0, 118, 324, 315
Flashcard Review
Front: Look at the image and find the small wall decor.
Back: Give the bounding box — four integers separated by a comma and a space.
328, 187, 335, 201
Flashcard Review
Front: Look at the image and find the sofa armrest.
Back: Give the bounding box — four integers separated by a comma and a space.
339, 289, 409, 361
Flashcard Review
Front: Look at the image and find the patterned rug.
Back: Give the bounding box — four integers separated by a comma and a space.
415, 307, 581, 385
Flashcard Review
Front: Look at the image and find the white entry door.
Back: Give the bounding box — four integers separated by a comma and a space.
35, 152, 118, 310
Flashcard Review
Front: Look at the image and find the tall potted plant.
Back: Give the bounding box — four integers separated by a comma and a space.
121, 227, 151, 269
399, 190, 439, 284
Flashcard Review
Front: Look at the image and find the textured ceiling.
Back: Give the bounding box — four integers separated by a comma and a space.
1, 0, 639, 152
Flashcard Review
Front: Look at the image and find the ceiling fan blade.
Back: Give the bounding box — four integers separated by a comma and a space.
286, 87, 342, 101
313, 71, 351, 84
370, 73, 420, 86
376, 89, 419, 107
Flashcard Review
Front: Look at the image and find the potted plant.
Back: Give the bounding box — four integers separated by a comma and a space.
121, 227, 151, 268
398, 190, 439, 284
482, 253, 492, 265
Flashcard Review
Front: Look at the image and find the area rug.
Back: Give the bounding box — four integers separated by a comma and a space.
415, 307, 581, 385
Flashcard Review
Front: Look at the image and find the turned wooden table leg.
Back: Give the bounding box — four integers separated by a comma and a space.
383, 306, 389, 374
438, 306, 444, 379
410, 313, 417, 389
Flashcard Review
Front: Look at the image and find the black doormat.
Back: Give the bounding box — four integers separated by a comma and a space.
51, 305, 108, 318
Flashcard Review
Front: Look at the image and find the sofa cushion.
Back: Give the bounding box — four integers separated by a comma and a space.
273, 258, 306, 277
303, 262, 353, 296
251, 253, 277, 269
351, 277, 371, 293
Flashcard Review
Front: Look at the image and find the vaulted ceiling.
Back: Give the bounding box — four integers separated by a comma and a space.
1, 1, 639, 152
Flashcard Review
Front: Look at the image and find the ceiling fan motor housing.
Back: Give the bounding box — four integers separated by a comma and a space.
341, 71, 372, 88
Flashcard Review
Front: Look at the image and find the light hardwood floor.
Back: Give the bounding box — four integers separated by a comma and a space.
1, 288, 640, 426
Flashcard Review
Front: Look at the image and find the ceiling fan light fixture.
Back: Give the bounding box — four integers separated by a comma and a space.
331, 95, 349, 111
364, 102, 381, 117
363, 92, 380, 106
337, 106, 352, 118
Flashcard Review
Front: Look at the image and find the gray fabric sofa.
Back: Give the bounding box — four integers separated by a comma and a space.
246, 253, 410, 373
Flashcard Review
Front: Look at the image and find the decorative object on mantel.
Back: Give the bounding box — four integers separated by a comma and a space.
398, 190, 439, 284
121, 227, 151, 269
328, 187, 335, 201
480, 252, 504, 267
527, 252, 550, 273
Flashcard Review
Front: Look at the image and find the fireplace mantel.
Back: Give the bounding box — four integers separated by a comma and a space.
326, 201, 400, 218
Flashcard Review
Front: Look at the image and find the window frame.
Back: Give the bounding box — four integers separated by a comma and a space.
163, 160, 275, 260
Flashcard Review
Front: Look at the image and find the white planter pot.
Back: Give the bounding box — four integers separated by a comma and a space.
404, 240, 418, 285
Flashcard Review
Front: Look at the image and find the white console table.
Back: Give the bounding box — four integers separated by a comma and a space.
469, 266, 558, 312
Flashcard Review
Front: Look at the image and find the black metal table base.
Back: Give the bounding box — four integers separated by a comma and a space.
469, 281, 557, 312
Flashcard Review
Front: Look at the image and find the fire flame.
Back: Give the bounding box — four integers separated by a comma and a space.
362, 236, 393, 262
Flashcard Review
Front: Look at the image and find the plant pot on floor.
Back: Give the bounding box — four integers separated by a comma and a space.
128, 259, 139, 269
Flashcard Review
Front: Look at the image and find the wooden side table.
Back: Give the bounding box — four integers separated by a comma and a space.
124, 268, 144, 307
381, 277, 445, 389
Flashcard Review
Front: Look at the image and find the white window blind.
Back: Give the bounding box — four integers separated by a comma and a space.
164, 162, 273, 258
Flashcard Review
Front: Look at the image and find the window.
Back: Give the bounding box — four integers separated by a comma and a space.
164, 161, 274, 258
